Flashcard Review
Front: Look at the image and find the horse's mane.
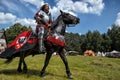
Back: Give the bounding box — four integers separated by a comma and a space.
51, 15, 62, 30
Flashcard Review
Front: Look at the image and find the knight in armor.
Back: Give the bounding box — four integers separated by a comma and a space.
34, 4, 52, 52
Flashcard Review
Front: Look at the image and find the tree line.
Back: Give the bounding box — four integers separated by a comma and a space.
3, 23, 120, 54
65, 24, 120, 54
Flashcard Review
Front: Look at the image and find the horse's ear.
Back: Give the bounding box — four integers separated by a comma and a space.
60, 10, 63, 14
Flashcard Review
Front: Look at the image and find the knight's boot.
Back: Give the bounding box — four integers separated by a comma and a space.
39, 38, 46, 53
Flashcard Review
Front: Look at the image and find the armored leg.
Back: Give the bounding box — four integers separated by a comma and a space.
38, 27, 45, 52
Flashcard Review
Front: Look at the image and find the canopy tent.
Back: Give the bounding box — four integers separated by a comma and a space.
110, 50, 120, 54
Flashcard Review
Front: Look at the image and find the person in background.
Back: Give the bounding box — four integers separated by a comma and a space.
34, 3, 52, 52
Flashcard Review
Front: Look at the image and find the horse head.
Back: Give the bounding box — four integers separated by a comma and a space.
60, 10, 80, 25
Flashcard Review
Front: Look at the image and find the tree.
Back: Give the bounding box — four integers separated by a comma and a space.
107, 25, 120, 51
81, 31, 92, 52
65, 32, 82, 54
92, 30, 103, 52
5, 23, 32, 43
81, 30, 103, 52
101, 33, 112, 52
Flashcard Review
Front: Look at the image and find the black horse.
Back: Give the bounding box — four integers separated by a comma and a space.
1, 10, 80, 79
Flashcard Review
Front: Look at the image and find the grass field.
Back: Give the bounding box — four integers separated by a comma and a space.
0, 55, 120, 80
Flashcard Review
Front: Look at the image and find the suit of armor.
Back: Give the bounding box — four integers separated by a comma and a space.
34, 10, 52, 52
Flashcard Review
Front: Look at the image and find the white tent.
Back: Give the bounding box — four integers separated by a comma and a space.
110, 50, 120, 54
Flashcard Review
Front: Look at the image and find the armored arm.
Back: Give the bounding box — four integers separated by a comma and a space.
34, 11, 43, 24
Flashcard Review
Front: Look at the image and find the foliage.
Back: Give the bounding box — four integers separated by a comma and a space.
65, 25, 120, 54
81, 30, 103, 52
5, 23, 32, 43
107, 25, 120, 51
101, 33, 112, 52
65, 33, 82, 53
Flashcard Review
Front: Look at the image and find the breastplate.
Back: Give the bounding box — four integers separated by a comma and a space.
39, 10, 50, 24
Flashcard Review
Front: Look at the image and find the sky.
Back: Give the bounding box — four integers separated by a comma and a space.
0, 0, 120, 34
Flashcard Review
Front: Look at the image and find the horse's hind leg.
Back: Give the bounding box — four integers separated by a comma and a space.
17, 52, 27, 73
40, 51, 52, 77
23, 56, 27, 73
58, 48, 73, 79
17, 53, 23, 73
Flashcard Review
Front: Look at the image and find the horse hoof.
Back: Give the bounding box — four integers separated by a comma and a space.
68, 75, 73, 79
40, 72, 46, 77
17, 68, 22, 73
23, 67, 28, 73
23, 69, 27, 73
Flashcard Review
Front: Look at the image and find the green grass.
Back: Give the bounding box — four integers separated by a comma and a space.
0, 55, 120, 80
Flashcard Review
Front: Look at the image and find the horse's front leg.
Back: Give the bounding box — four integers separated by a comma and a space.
40, 52, 52, 77
58, 48, 73, 79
